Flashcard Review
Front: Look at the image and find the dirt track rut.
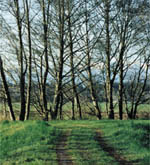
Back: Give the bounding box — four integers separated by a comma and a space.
55, 129, 133, 165
95, 131, 133, 165
56, 131, 73, 165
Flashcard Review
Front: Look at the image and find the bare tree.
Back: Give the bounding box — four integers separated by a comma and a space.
104, 0, 114, 119
124, 56, 150, 119
0, 56, 16, 120
25, 0, 32, 120
50, 0, 65, 119
66, 0, 82, 120
14, 0, 26, 121
84, 0, 101, 119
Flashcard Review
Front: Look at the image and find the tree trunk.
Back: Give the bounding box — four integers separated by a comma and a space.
40, 0, 51, 121
105, 0, 114, 119
118, 43, 124, 120
108, 83, 114, 119
85, 0, 101, 119
67, 0, 82, 120
59, 92, 63, 120
0, 56, 16, 121
51, 0, 64, 120
14, 0, 26, 121
25, 0, 32, 120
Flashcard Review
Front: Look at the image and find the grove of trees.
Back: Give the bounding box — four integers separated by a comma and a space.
0, 0, 149, 121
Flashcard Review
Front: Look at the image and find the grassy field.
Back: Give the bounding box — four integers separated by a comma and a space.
0, 102, 150, 120
0, 120, 149, 164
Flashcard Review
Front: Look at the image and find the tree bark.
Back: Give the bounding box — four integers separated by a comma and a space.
0, 56, 16, 121
118, 42, 124, 120
25, 0, 32, 120
67, 0, 82, 120
105, 0, 114, 119
40, 0, 51, 121
14, 0, 26, 121
85, 0, 101, 119
51, 0, 65, 120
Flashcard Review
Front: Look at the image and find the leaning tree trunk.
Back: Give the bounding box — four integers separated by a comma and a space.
133, 60, 149, 119
0, 56, 16, 121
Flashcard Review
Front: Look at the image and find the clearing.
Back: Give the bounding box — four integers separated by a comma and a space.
0, 120, 149, 164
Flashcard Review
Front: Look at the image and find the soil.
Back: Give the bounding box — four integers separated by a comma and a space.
56, 131, 74, 165
55, 130, 135, 165
95, 131, 133, 165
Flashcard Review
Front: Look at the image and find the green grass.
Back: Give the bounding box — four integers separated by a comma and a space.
51, 120, 150, 165
98, 120, 150, 165
0, 120, 62, 164
67, 128, 117, 165
0, 120, 149, 165
60, 102, 150, 120
99, 102, 150, 113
